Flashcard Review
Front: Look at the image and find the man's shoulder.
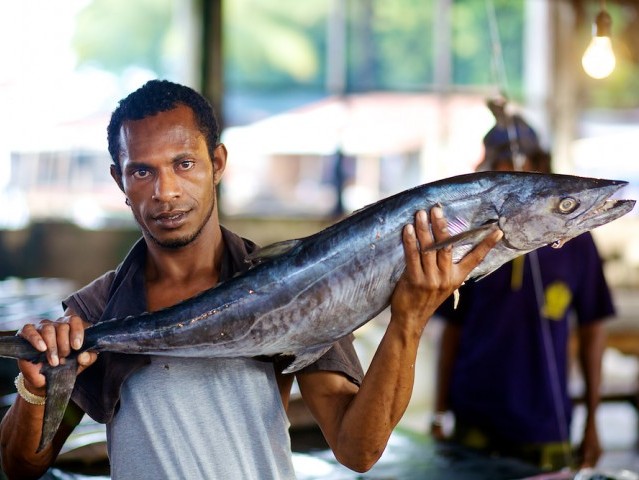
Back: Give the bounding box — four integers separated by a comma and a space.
567, 231, 595, 247
220, 225, 259, 252
63, 270, 117, 324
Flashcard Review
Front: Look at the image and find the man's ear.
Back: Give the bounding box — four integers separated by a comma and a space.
110, 164, 125, 193
212, 144, 228, 186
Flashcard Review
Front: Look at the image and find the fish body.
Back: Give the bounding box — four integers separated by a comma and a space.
1, 171, 634, 451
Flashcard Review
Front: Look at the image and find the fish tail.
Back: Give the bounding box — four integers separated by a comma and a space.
37, 360, 78, 453
0, 335, 45, 363
0, 336, 77, 452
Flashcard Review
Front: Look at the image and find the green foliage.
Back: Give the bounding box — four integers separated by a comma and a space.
349, 0, 436, 91
72, 0, 174, 75
224, 0, 329, 89
452, 0, 524, 92
72, 0, 527, 95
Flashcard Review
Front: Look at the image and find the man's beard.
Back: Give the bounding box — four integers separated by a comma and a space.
135, 198, 216, 250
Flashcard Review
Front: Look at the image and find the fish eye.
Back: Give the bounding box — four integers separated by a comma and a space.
557, 197, 579, 214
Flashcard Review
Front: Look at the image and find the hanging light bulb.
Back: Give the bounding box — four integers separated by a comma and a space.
582, 9, 616, 79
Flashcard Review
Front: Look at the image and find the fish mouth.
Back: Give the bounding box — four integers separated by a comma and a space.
574, 198, 635, 229
555, 197, 634, 249
585, 197, 634, 219
567, 177, 635, 228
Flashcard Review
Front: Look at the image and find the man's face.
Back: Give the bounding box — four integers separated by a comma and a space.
493, 156, 533, 172
112, 104, 226, 249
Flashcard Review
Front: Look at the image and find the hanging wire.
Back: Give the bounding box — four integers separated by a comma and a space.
528, 250, 574, 468
485, 0, 525, 169
484, 0, 574, 468
485, 0, 509, 92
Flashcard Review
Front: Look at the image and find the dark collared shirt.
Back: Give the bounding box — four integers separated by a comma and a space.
64, 226, 363, 423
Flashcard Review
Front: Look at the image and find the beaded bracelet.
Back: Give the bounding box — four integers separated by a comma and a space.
14, 373, 46, 406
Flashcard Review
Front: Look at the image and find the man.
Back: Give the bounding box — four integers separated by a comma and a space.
0, 80, 500, 479
431, 146, 613, 471
479, 94, 540, 172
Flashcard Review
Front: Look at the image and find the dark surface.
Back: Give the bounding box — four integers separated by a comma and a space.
293, 428, 544, 480
1, 420, 547, 480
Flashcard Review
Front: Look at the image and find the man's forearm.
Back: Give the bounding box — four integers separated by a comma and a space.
578, 321, 606, 415
333, 313, 426, 471
433, 322, 461, 413
0, 398, 56, 479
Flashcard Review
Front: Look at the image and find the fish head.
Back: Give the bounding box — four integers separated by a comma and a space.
497, 172, 635, 251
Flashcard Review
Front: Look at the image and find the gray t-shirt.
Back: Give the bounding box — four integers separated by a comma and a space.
107, 356, 295, 479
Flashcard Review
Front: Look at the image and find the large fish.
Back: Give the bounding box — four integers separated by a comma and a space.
0, 171, 634, 452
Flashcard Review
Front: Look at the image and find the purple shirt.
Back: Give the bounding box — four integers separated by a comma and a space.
437, 232, 614, 444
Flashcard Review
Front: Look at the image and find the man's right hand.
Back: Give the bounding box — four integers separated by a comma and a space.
17, 314, 98, 394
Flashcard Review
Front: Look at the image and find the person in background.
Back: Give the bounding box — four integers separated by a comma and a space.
0, 80, 501, 480
430, 127, 614, 470
479, 94, 540, 172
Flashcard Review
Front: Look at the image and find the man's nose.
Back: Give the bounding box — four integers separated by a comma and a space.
152, 170, 182, 201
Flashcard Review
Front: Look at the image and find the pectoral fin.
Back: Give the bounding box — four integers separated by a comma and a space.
37, 360, 78, 453
425, 221, 499, 256
280, 345, 333, 374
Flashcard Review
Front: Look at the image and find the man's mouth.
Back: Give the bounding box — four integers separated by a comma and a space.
153, 210, 189, 229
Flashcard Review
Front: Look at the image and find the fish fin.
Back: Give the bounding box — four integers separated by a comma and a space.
246, 239, 302, 265
37, 360, 78, 453
0, 335, 44, 362
426, 221, 499, 254
446, 216, 471, 236
280, 345, 333, 374
451, 244, 474, 264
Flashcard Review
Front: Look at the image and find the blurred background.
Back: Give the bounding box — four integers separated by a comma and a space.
1, 0, 639, 476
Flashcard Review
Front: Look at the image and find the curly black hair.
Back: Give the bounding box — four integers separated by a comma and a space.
107, 79, 220, 176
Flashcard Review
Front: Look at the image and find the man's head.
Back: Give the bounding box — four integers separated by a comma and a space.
107, 80, 220, 176
482, 144, 552, 173
108, 82, 227, 250
486, 94, 508, 121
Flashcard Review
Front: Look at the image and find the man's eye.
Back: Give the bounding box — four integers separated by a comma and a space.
133, 169, 150, 179
179, 160, 194, 170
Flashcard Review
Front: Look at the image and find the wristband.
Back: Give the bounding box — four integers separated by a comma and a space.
14, 373, 46, 406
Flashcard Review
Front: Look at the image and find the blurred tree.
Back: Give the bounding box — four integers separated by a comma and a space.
225, 0, 525, 94
224, 0, 328, 89
349, 0, 436, 91
346, 0, 524, 94
377, 1, 437, 90
452, 0, 524, 93
71, 0, 529, 97
72, 0, 174, 76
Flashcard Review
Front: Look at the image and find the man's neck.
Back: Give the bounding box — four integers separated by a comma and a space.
143, 224, 224, 310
